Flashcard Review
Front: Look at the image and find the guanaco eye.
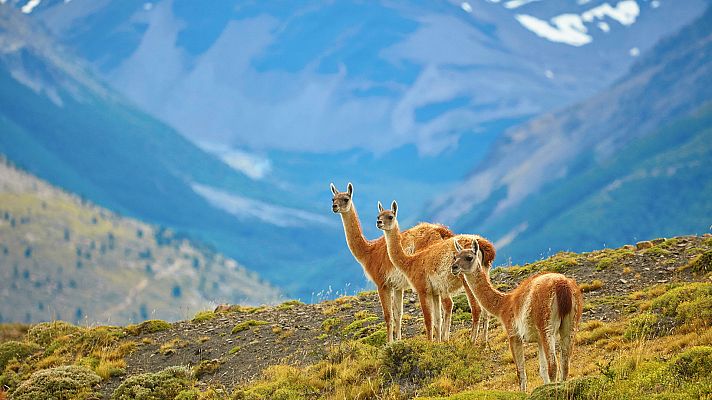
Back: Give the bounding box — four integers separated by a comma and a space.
387, 216, 393, 220
465, 255, 473, 262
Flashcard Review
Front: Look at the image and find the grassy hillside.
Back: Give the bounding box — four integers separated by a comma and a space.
0, 235, 710, 399
0, 158, 280, 324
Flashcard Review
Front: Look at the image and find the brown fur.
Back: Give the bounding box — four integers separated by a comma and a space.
331, 184, 455, 342
452, 249, 583, 392
555, 279, 573, 319
377, 202, 493, 342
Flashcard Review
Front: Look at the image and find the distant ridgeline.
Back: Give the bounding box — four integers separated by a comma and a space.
0, 158, 280, 324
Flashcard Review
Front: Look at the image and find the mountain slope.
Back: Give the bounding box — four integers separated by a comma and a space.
0, 158, 280, 324
0, 6, 347, 299
429, 7, 712, 262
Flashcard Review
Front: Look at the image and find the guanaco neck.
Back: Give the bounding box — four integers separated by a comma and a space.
339, 204, 372, 261
383, 221, 412, 271
467, 266, 506, 319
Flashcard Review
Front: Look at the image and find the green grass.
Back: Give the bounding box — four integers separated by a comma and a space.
232, 320, 269, 334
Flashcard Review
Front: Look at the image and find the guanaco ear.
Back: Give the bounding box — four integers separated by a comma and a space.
377, 201, 384, 213
474, 239, 485, 268
330, 183, 338, 195
347, 182, 353, 197
391, 200, 398, 217
454, 238, 463, 253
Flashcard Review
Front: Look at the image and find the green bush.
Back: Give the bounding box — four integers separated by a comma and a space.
650, 283, 712, 328
0, 341, 40, 370
380, 338, 484, 390
12, 365, 101, 400
669, 346, 712, 380
26, 321, 80, 346
688, 250, 712, 272
624, 313, 664, 341
125, 319, 172, 335
359, 329, 387, 347
321, 318, 342, 333
232, 320, 268, 334
191, 311, 216, 323
111, 366, 193, 400
193, 359, 223, 378
528, 377, 603, 400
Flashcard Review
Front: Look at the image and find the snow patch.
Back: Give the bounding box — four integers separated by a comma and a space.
582, 1, 640, 26
515, 1, 641, 46
21, 0, 41, 14
494, 222, 528, 250
198, 143, 272, 180
515, 13, 592, 46
461, 2, 472, 13
192, 183, 331, 228
504, 0, 542, 10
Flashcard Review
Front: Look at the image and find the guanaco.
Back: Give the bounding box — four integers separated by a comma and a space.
452, 239, 583, 391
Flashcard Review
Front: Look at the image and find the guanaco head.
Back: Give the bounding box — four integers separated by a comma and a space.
330, 182, 354, 214
376, 200, 398, 231
451, 238, 484, 276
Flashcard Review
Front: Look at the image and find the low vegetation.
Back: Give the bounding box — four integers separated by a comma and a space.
0, 236, 710, 399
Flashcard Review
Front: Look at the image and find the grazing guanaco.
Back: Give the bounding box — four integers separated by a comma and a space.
452, 239, 583, 391
331, 183, 454, 342
376, 200, 496, 342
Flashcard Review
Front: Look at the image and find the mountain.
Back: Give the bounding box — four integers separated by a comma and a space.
0, 5, 350, 300
1, 235, 710, 398
429, 6, 712, 263
0, 158, 280, 324
14, 0, 705, 156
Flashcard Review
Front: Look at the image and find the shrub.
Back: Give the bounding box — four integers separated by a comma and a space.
125, 320, 171, 335
0, 341, 40, 370
580, 279, 604, 293
528, 376, 603, 400
232, 320, 268, 334
191, 311, 216, 323
275, 300, 303, 311
343, 317, 379, 338
359, 329, 387, 347
687, 250, 712, 272
669, 346, 712, 380
650, 283, 712, 329
624, 313, 664, 341
111, 366, 193, 400
12, 365, 101, 400
321, 318, 342, 333
26, 321, 80, 346
193, 359, 224, 379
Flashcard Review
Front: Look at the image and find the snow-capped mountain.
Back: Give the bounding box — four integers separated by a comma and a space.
7, 0, 705, 157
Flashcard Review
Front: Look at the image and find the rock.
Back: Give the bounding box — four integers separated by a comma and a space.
657, 279, 669, 283
623, 244, 636, 250
620, 279, 628, 284
636, 241, 654, 250
651, 238, 666, 245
